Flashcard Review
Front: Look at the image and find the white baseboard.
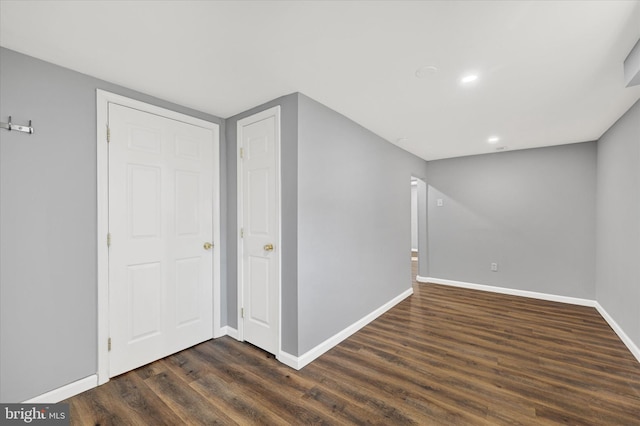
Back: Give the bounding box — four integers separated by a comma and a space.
213, 326, 225, 339
417, 276, 595, 306
594, 302, 640, 364
223, 326, 239, 340
23, 375, 97, 403
277, 350, 299, 370
278, 287, 414, 370
417, 275, 640, 364
218, 325, 229, 338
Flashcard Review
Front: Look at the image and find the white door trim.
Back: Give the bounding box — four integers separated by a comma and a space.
236, 105, 282, 357
96, 89, 221, 385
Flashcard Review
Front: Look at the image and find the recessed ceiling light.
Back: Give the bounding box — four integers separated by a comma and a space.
461, 74, 478, 84
487, 136, 500, 144
415, 66, 438, 78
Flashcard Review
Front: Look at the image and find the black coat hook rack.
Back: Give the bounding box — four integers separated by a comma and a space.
1, 116, 34, 134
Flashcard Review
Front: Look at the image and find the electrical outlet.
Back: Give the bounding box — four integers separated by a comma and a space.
491, 263, 498, 272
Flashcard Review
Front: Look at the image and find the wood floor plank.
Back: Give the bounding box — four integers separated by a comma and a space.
65, 260, 640, 425
342, 334, 541, 424
66, 370, 182, 426
193, 340, 335, 424
143, 367, 236, 425
316, 348, 490, 425
134, 359, 169, 381
190, 372, 290, 426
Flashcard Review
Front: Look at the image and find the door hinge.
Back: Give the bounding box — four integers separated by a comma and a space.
240, 228, 244, 238
108, 337, 112, 351
106, 125, 111, 143
240, 147, 244, 159
107, 233, 111, 247
241, 308, 244, 318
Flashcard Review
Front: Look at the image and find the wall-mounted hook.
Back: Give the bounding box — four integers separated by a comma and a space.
1, 116, 34, 134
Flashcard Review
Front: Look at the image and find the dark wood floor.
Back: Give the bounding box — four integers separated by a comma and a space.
65, 263, 640, 425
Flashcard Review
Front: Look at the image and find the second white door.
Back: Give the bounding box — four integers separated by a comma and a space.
238, 106, 280, 355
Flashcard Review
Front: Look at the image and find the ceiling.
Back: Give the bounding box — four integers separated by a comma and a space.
1, 1, 639, 161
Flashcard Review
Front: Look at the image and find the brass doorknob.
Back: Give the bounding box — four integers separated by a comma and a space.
264, 243, 274, 252
203, 242, 213, 250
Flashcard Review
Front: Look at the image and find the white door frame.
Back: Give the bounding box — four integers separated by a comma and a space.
96, 90, 222, 385
236, 106, 282, 357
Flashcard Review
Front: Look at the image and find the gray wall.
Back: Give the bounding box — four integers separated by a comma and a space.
0, 48, 224, 402
426, 142, 597, 298
225, 93, 428, 356
224, 93, 299, 354
596, 99, 640, 351
297, 94, 428, 354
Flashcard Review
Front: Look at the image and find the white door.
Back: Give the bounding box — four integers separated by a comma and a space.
108, 103, 214, 377
238, 106, 280, 355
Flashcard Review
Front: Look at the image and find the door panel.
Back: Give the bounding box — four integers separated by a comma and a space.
175, 257, 202, 326
238, 108, 280, 355
128, 262, 162, 341
129, 165, 161, 238
109, 103, 213, 377
175, 171, 200, 235
248, 168, 270, 233
249, 256, 270, 324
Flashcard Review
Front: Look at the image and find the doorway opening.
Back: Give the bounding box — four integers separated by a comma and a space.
411, 177, 428, 280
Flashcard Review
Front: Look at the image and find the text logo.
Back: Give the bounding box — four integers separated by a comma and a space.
1, 404, 69, 425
